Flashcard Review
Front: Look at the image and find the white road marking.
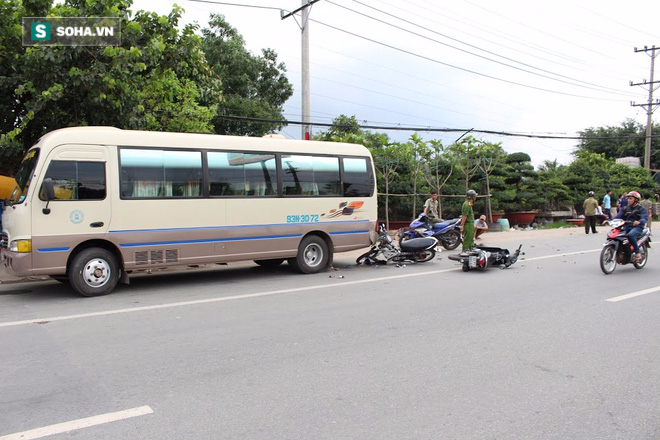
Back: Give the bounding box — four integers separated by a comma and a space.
606, 286, 660, 302
0, 268, 460, 328
0, 406, 153, 440
0, 248, 607, 328
525, 249, 601, 260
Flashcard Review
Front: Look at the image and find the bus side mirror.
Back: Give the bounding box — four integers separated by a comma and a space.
42, 178, 55, 215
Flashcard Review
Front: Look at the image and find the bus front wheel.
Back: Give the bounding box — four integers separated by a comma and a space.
69, 248, 120, 297
289, 235, 330, 274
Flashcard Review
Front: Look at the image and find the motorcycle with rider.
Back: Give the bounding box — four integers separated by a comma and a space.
600, 190, 651, 274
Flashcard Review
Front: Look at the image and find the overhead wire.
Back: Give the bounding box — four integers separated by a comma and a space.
330, 0, 629, 96
309, 16, 625, 102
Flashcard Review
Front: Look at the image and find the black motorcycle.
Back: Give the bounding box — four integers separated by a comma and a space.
356, 224, 438, 265
600, 218, 651, 274
448, 245, 523, 272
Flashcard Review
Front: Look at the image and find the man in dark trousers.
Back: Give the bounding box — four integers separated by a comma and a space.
583, 191, 598, 234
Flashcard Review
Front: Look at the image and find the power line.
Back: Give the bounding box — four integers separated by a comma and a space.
328, 0, 628, 96
215, 114, 659, 140
308, 17, 624, 101
187, 0, 284, 12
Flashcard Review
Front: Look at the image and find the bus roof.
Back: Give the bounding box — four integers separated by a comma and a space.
34, 127, 372, 157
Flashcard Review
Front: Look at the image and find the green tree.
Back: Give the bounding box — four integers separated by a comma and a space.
422, 139, 452, 219
372, 142, 411, 227
475, 141, 506, 221
577, 119, 660, 170
1, 0, 222, 176
500, 152, 545, 212
201, 14, 293, 137
406, 133, 430, 217
446, 135, 482, 193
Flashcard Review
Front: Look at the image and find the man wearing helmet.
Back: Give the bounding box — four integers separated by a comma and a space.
614, 191, 648, 262
583, 191, 598, 234
460, 190, 477, 252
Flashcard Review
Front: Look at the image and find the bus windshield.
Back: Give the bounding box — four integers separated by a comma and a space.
9, 148, 39, 205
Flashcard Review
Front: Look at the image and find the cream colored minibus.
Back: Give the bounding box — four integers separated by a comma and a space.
1, 127, 377, 296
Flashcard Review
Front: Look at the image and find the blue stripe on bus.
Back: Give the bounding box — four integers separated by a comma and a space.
329, 230, 370, 236
37, 247, 71, 253
119, 234, 303, 248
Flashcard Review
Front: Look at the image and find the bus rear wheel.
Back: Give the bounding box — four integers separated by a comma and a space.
69, 248, 120, 297
288, 235, 330, 274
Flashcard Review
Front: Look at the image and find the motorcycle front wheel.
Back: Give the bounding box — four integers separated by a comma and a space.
633, 243, 649, 269
356, 249, 379, 265
600, 244, 617, 274
441, 230, 462, 250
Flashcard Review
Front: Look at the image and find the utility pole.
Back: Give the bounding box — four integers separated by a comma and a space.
631, 45, 660, 170
282, 0, 320, 140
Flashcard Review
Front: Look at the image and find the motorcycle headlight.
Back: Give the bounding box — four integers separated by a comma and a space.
10, 239, 32, 253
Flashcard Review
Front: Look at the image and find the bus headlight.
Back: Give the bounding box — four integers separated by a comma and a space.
10, 239, 32, 253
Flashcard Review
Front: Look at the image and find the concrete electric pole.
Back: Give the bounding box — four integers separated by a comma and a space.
630, 45, 660, 170
282, 0, 320, 140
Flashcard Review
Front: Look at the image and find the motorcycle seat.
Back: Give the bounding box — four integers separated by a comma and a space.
433, 219, 458, 229
400, 237, 437, 252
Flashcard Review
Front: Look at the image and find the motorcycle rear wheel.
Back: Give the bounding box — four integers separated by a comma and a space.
415, 249, 436, 263
441, 230, 461, 250
600, 244, 617, 274
633, 243, 648, 269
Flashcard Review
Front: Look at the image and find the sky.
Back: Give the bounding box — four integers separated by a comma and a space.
129, 0, 660, 168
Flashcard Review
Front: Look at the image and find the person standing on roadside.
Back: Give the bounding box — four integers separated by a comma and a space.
618, 192, 628, 211
583, 191, 598, 234
602, 190, 612, 220
640, 194, 654, 231
460, 190, 477, 252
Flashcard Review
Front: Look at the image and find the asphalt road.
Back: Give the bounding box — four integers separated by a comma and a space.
1, 227, 659, 439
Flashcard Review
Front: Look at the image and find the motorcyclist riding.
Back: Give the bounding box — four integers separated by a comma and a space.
614, 191, 648, 262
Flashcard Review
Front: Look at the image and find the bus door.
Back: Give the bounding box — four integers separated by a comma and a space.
31, 145, 111, 271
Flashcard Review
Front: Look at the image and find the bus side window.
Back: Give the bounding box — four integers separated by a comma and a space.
120, 149, 202, 198
282, 155, 339, 197
342, 157, 372, 197
209, 152, 277, 197
40, 161, 106, 201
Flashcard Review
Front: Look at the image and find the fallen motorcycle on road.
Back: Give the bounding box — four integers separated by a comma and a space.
356, 224, 438, 265
448, 245, 523, 272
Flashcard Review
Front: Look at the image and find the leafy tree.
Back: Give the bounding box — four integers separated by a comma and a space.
372, 143, 409, 227
201, 14, 293, 136
314, 114, 360, 140
500, 152, 545, 212
406, 133, 429, 217
474, 141, 506, 221
1, 0, 222, 176
422, 139, 452, 219
446, 135, 482, 193
577, 119, 660, 170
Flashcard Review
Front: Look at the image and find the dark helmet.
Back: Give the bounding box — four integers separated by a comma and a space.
467, 189, 478, 199
588, 191, 594, 196
626, 191, 641, 201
